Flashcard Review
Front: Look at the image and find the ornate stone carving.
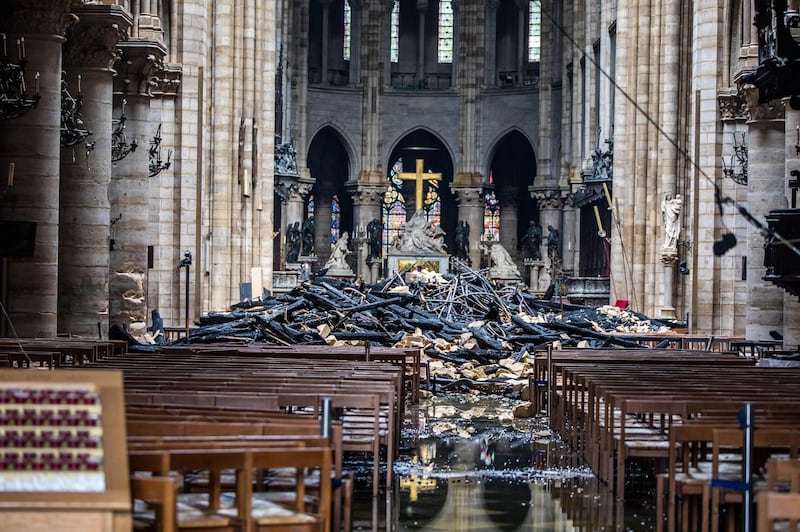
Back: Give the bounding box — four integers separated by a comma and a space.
116, 41, 167, 96
274, 140, 300, 176
453, 187, 483, 207
288, 182, 313, 202
350, 186, 385, 206
718, 89, 747, 121
63, 6, 132, 70
154, 63, 182, 97
531, 189, 563, 210
741, 85, 786, 121
1, 0, 78, 37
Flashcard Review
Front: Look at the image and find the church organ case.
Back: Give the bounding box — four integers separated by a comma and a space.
0, 369, 130, 531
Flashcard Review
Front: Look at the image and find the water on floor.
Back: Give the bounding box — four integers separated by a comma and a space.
347, 392, 658, 531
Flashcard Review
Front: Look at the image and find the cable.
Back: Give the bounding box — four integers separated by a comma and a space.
534, 0, 800, 259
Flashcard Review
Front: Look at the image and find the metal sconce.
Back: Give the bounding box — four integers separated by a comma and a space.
111, 98, 137, 162
0, 35, 40, 120
60, 72, 91, 148
721, 132, 748, 185
148, 123, 172, 177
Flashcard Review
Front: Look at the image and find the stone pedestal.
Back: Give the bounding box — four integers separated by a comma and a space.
660, 249, 678, 319
524, 259, 546, 294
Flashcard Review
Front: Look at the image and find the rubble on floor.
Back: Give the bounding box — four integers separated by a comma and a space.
121, 263, 684, 396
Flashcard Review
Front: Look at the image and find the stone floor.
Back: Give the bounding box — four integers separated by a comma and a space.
347, 392, 659, 531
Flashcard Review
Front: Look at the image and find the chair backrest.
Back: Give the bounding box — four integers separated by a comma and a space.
130, 476, 177, 532
757, 492, 800, 531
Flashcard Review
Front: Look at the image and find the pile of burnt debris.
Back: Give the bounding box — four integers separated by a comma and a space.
148, 264, 683, 365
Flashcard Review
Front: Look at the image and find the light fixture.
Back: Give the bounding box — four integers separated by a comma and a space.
721, 132, 748, 185
111, 98, 137, 162
60, 72, 91, 148
0, 35, 40, 120
148, 123, 172, 177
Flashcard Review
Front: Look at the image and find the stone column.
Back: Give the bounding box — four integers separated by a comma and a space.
350, 185, 383, 281
281, 179, 313, 267
320, 0, 333, 85
483, 0, 500, 87
514, 0, 526, 86
109, 42, 165, 336
59, 5, 131, 338
561, 192, 577, 273
659, 252, 677, 318
532, 188, 562, 286
744, 94, 786, 340
416, 0, 428, 86
348, 0, 362, 84
496, 188, 520, 263
0, 0, 76, 338
313, 183, 336, 269
453, 187, 484, 268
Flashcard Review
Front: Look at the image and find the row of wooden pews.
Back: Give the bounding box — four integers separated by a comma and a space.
0, 337, 126, 368
530, 346, 800, 531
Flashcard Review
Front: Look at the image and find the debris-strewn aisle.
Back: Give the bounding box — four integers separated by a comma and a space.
132, 264, 682, 391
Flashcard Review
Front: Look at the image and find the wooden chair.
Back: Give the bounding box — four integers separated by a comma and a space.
756, 492, 800, 531
131, 476, 178, 532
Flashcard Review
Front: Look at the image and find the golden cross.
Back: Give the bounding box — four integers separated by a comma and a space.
397, 158, 442, 210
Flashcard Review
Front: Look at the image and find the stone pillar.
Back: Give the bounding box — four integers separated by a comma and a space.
109, 42, 165, 336
561, 193, 577, 273
514, 0, 526, 86
416, 0, 428, 86
350, 185, 383, 281
744, 94, 786, 340
660, 253, 677, 318
314, 184, 335, 269
483, 0, 500, 86
282, 179, 313, 267
496, 188, 520, 263
0, 0, 76, 338
59, 5, 131, 338
532, 188, 562, 284
348, 0, 362, 84
320, 0, 333, 85
453, 187, 484, 268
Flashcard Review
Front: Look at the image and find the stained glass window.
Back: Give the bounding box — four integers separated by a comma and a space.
423, 176, 441, 226
528, 1, 541, 62
484, 191, 500, 241
390, 1, 400, 63
438, 0, 453, 63
306, 194, 341, 244
382, 158, 406, 256
344, 0, 352, 61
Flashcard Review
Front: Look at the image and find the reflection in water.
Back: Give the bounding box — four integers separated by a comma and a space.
350, 393, 657, 531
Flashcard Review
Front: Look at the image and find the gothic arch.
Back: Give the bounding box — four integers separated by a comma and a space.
485, 129, 538, 262
484, 126, 537, 185
385, 125, 456, 174
307, 121, 361, 181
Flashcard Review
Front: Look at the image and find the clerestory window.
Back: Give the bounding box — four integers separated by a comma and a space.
390, 1, 400, 63
528, 1, 541, 62
438, 0, 454, 63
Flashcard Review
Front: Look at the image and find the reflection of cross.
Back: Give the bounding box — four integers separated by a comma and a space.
397, 158, 442, 210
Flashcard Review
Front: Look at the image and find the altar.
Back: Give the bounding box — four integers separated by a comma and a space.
386, 255, 449, 276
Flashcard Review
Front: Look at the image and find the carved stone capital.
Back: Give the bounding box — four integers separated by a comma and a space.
452, 187, 484, 207
116, 40, 167, 96
531, 188, 563, 210
561, 190, 575, 208
349, 185, 385, 206
0, 0, 78, 37
63, 5, 132, 71
741, 85, 786, 122
154, 63, 182, 97
289, 182, 314, 202
718, 88, 747, 121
